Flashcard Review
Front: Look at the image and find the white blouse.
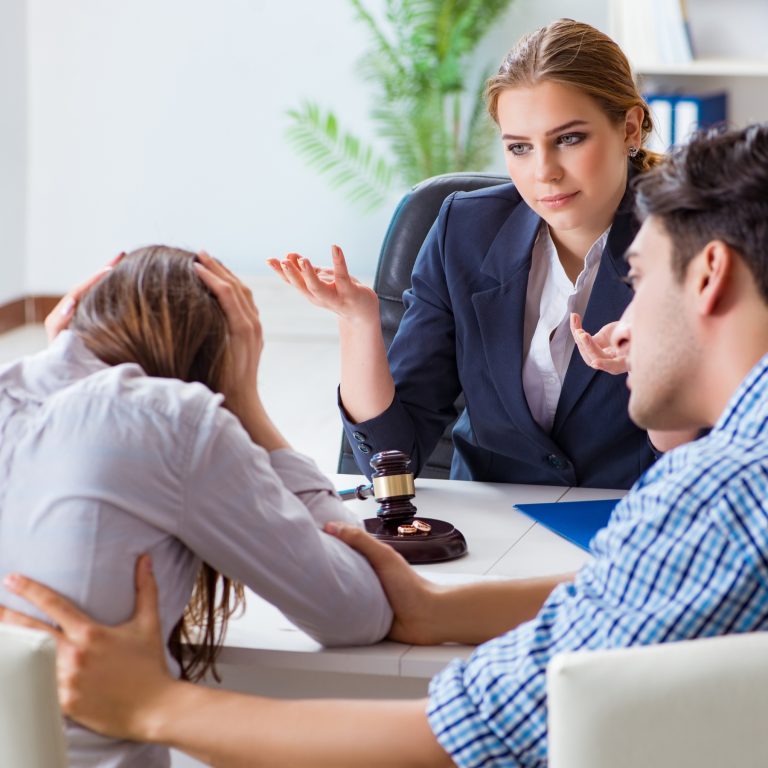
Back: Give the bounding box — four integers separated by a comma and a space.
0, 331, 392, 768
522, 223, 610, 433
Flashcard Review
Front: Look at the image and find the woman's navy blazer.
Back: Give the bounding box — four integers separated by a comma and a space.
341, 180, 655, 489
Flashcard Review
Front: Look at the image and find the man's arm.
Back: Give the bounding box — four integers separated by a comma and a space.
325, 522, 571, 645
1, 529, 567, 764
2, 560, 453, 768
147, 686, 451, 768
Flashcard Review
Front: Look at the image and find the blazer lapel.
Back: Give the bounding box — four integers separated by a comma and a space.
472, 203, 554, 442
553, 195, 637, 434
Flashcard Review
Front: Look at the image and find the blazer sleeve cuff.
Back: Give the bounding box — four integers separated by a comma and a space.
338, 387, 417, 477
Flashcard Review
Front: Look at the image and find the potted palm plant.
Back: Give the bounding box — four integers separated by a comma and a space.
286, 0, 514, 211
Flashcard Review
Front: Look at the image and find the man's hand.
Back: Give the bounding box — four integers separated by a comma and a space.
324, 523, 444, 645
327, 522, 572, 646
1, 556, 178, 742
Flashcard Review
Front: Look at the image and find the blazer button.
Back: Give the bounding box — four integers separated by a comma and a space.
352, 431, 366, 442
358, 443, 372, 454
547, 454, 567, 470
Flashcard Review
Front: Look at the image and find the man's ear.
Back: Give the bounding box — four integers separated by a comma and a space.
692, 240, 733, 316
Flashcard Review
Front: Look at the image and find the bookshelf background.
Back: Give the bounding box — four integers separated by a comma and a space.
609, 0, 768, 130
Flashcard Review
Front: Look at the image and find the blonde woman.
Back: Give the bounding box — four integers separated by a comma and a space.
271, 19, 689, 490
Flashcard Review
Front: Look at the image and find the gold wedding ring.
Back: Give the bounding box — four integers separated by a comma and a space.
397, 524, 418, 536
412, 519, 432, 533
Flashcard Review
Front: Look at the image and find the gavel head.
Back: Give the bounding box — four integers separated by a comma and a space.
363, 449, 467, 564
369, 450, 417, 527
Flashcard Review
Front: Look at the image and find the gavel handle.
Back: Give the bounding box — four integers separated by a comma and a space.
337, 483, 375, 502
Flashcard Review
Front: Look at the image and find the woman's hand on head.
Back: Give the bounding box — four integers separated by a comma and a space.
194, 252, 289, 449
267, 245, 379, 325
194, 251, 264, 414
0, 555, 176, 742
44, 252, 125, 343
570, 313, 628, 375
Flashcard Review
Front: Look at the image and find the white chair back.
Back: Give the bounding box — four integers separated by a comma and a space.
548, 633, 768, 768
0, 624, 68, 768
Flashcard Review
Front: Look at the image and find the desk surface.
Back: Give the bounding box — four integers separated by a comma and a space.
218, 476, 625, 684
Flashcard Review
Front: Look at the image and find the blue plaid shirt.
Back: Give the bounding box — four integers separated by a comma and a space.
428, 353, 768, 767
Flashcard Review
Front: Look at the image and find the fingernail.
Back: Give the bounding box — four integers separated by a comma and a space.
324, 522, 341, 534
142, 555, 153, 575
3, 574, 23, 592
59, 297, 76, 317
299, 258, 307, 270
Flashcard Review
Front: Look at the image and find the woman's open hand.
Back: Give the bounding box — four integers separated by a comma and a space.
267, 245, 379, 325
570, 312, 628, 375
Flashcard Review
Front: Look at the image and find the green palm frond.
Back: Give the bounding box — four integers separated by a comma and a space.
349, 0, 409, 90
285, 0, 515, 210
285, 103, 395, 212
370, 104, 423, 180
448, 0, 512, 59
460, 68, 499, 169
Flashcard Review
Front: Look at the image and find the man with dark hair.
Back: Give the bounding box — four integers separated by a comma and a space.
4, 123, 768, 767
636, 123, 768, 298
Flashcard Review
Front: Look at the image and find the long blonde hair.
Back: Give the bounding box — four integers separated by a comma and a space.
486, 18, 663, 172
72, 245, 244, 682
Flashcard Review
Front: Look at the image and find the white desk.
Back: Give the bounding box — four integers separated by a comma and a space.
209, 476, 624, 700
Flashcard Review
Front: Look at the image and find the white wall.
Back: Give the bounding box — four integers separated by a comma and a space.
23, 0, 607, 294
25, 0, 384, 291
0, 0, 27, 304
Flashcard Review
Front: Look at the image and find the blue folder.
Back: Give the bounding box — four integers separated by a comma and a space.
514, 499, 621, 553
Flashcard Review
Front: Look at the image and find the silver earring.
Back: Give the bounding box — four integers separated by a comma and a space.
628, 145, 639, 158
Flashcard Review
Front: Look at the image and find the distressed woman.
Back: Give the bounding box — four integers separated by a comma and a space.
0, 246, 391, 767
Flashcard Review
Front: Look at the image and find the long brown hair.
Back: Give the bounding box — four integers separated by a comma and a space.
486, 18, 664, 173
72, 245, 245, 682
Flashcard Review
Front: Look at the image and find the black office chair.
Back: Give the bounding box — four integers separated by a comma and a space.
337, 171, 509, 479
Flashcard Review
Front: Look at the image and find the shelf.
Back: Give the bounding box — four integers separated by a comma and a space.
636, 58, 768, 77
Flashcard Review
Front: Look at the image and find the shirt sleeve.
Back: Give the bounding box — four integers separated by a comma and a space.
426, 472, 756, 767
179, 402, 393, 647
426, 600, 557, 768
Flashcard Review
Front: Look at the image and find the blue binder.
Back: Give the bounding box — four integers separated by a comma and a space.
645, 92, 727, 151
514, 499, 620, 553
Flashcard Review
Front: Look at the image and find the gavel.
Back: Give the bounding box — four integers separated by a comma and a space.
339, 450, 467, 564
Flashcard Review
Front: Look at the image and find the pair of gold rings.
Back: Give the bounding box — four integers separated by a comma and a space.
397, 519, 431, 536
